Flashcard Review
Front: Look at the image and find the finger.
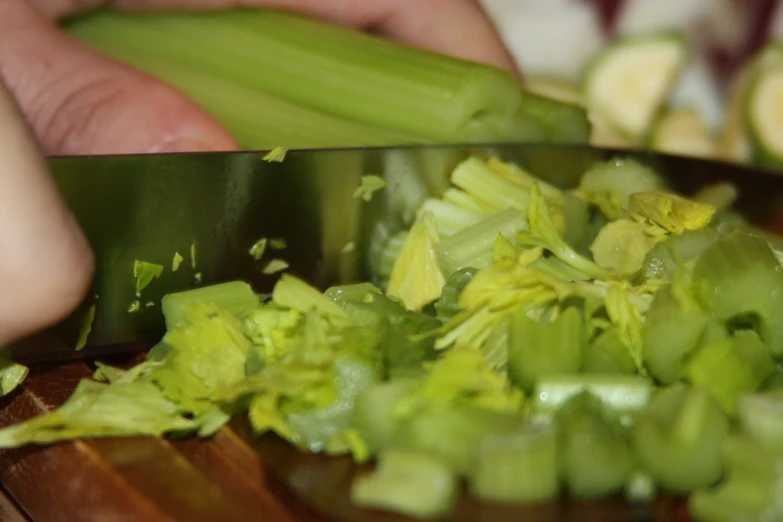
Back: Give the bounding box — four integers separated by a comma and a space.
35, 0, 520, 75
0, 76, 94, 346
1, 0, 238, 155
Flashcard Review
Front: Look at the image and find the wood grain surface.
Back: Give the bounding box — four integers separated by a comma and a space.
0, 355, 693, 522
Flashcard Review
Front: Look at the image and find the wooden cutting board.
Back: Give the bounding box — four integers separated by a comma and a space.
0, 355, 691, 522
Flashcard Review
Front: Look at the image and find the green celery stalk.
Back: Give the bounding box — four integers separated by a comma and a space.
66, 10, 530, 142
450, 157, 534, 213
469, 423, 560, 504
737, 388, 783, 453
555, 392, 633, 498
416, 198, 488, 237
433, 268, 478, 323
507, 307, 586, 392
351, 449, 458, 519
632, 384, 730, 493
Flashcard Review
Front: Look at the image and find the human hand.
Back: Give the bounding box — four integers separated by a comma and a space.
0, 0, 516, 347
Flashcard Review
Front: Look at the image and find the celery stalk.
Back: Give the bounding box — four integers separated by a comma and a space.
532, 374, 652, 419
66, 10, 527, 142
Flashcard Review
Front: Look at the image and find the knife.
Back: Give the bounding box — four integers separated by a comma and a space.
9, 142, 783, 364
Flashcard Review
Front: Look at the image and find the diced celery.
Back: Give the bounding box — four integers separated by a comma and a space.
397, 406, 522, 475
642, 229, 720, 281
285, 355, 380, 452
161, 281, 260, 330
437, 209, 527, 275
683, 338, 763, 415
632, 384, 730, 493
642, 287, 709, 384
555, 392, 633, 498
576, 158, 665, 220
469, 423, 560, 504
352, 381, 415, 455
272, 274, 349, 321
351, 449, 458, 519
692, 232, 783, 355
507, 307, 586, 392
582, 327, 637, 375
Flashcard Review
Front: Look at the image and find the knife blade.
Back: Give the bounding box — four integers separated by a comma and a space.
9, 142, 783, 364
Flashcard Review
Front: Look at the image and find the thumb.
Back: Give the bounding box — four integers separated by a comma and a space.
0, 76, 95, 346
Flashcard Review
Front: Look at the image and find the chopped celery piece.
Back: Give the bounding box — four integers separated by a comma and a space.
450, 157, 534, 213
352, 381, 415, 454
190, 241, 197, 270
171, 252, 183, 271
262, 146, 287, 163
353, 175, 387, 202
433, 268, 477, 323
507, 307, 585, 392
351, 449, 457, 519
692, 231, 783, 355
437, 208, 527, 275
689, 434, 783, 522
386, 213, 445, 311
532, 256, 592, 282
0, 380, 196, 448
577, 158, 665, 220
262, 259, 289, 275
248, 238, 268, 260
532, 374, 652, 418
582, 327, 637, 375
75, 304, 97, 351
737, 388, 783, 453
632, 384, 730, 493
693, 182, 739, 215
517, 91, 592, 143
642, 287, 708, 384
590, 219, 655, 276
133, 260, 164, 295
485, 157, 563, 202
272, 274, 348, 322
270, 238, 286, 250
641, 228, 719, 280
556, 392, 633, 498
469, 423, 560, 504
416, 198, 488, 237
285, 355, 379, 452
161, 281, 260, 330
628, 191, 716, 234
683, 338, 764, 415
746, 64, 783, 168
397, 406, 522, 475
0, 351, 28, 397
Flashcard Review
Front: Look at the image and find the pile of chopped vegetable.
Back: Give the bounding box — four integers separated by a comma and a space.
3, 154, 783, 522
